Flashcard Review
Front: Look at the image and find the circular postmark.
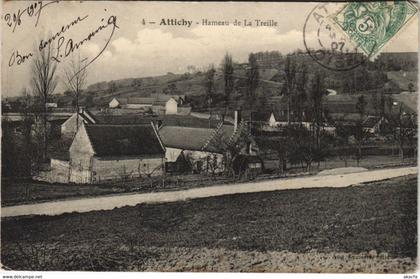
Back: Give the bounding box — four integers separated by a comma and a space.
303, 3, 367, 71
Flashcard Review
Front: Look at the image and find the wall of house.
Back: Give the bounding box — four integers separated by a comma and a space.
91, 155, 165, 182
69, 125, 94, 184
269, 114, 277, 127
61, 113, 84, 140
165, 99, 178, 115
50, 159, 70, 183
165, 147, 183, 162
183, 150, 225, 174
109, 98, 120, 108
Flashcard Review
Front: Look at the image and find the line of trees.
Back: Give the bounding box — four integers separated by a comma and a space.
2, 41, 89, 177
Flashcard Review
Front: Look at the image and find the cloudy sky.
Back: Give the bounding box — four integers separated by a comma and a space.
2, 1, 418, 97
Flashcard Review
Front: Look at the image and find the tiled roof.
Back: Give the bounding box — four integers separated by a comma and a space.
85, 124, 165, 157
159, 126, 214, 151
112, 96, 182, 106
161, 115, 231, 129
94, 115, 159, 125
324, 103, 358, 114
158, 125, 235, 153
113, 98, 128, 105
127, 97, 156, 105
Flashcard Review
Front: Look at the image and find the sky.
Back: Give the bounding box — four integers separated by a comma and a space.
2, 1, 419, 97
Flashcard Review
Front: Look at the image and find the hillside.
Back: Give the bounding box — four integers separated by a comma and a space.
46, 52, 420, 111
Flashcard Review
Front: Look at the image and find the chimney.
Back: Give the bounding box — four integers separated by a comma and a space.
234, 110, 242, 132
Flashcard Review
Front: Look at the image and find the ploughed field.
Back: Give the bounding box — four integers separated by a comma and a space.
1, 175, 417, 272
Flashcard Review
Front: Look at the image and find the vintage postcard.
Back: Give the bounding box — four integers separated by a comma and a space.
1, 0, 418, 275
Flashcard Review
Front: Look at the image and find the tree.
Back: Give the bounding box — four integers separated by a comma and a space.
379, 93, 387, 116
221, 53, 234, 116
246, 53, 259, 105
85, 95, 94, 108
263, 137, 288, 174
132, 79, 142, 88
309, 71, 325, 147
286, 125, 326, 172
64, 56, 88, 131
371, 93, 380, 115
109, 81, 117, 93
334, 123, 352, 167
282, 55, 297, 123
31, 45, 58, 161
356, 95, 367, 117
2, 119, 17, 176
296, 63, 308, 122
164, 83, 180, 95
388, 104, 415, 160
204, 65, 216, 107
351, 121, 370, 166
20, 91, 39, 174
408, 82, 415, 92
210, 123, 252, 178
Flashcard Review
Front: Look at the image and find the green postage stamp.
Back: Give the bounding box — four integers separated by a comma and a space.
331, 1, 418, 60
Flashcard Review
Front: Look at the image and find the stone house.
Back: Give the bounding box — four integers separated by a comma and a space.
108, 97, 154, 110
165, 97, 177, 115
66, 123, 165, 184
108, 95, 185, 114
108, 97, 121, 108
362, 116, 389, 134
158, 120, 259, 174
61, 109, 97, 140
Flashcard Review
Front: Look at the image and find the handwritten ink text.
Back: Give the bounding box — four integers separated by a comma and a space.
4, 0, 60, 33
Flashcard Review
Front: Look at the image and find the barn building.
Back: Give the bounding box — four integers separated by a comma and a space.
158, 120, 260, 174
66, 123, 165, 184
108, 95, 185, 115
61, 109, 97, 140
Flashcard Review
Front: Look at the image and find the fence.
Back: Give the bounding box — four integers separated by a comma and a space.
330, 145, 416, 157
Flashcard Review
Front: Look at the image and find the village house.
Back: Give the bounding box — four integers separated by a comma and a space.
252, 111, 313, 131
71, 123, 165, 183
108, 95, 187, 115
150, 94, 186, 105
127, 98, 155, 110
50, 123, 165, 184
108, 97, 153, 110
362, 116, 389, 134
158, 116, 260, 175
152, 96, 178, 115
61, 108, 97, 140
108, 97, 120, 109
46, 102, 58, 109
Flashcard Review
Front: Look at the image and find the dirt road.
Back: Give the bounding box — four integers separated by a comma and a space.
1, 166, 417, 218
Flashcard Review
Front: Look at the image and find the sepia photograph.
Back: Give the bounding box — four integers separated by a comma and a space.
1, 0, 419, 275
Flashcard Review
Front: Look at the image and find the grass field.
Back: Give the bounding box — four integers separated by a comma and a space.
1, 175, 416, 271
1, 175, 235, 206
1, 179, 123, 207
